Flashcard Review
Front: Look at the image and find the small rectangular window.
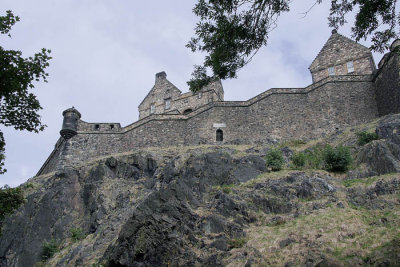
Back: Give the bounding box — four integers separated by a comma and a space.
347, 61, 354, 73
150, 103, 155, 114
165, 98, 171, 110
328, 66, 335, 76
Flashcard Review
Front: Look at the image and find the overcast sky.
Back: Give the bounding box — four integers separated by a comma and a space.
1, 1, 385, 187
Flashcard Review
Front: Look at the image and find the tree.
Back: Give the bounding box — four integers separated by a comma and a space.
0, 10, 51, 174
187, 0, 399, 92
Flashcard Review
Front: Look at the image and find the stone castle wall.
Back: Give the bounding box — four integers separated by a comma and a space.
138, 73, 224, 119
36, 35, 400, 176
374, 44, 400, 116
311, 56, 374, 84
39, 75, 381, 175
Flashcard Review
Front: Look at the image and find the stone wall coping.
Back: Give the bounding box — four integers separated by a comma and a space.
77, 74, 372, 135
36, 137, 65, 176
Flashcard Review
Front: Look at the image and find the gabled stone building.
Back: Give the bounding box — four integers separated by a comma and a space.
37, 32, 400, 175
138, 71, 223, 119
309, 30, 376, 82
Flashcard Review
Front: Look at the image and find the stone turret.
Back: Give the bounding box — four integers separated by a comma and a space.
60, 107, 81, 140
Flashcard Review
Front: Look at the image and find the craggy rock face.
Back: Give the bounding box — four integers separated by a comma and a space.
0, 150, 267, 267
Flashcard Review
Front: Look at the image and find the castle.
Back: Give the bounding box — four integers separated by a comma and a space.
37, 31, 400, 175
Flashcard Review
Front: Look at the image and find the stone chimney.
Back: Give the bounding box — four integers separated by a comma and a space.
155, 71, 167, 82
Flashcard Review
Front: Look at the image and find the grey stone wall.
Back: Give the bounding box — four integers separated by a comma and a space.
312, 56, 374, 83
374, 48, 400, 116
38, 75, 380, 175
36, 138, 65, 175
309, 32, 375, 83
36, 35, 400, 176
138, 73, 223, 119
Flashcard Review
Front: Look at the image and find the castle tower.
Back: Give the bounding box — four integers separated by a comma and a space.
60, 107, 81, 140
309, 30, 376, 83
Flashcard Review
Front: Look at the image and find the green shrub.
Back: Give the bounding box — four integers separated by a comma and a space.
265, 148, 285, 171
41, 239, 59, 260
303, 146, 324, 169
228, 237, 247, 248
0, 185, 25, 235
322, 145, 352, 172
70, 228, 85, 241
221, 184, 233, 194
291, 152, 306, 169
357, 131, 379, 146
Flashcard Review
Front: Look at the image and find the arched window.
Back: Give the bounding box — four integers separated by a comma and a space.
216, 129, 223, 142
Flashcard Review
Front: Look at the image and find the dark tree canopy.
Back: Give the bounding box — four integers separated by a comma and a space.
0, 10, 51, 174
188, 0, 399, 92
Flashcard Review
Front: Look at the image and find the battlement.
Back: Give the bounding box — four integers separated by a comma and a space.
37, 33, 400, 176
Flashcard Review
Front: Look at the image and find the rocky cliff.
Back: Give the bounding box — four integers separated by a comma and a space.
1, 114, 400, 267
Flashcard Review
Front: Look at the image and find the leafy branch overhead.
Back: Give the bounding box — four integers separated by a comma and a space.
187, 0, 290, 92
0, 10, 51, 174
187, 0, 399, 92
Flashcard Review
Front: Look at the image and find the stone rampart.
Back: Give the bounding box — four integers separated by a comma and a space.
374, 46, 400, 116
37, 75, 380, 175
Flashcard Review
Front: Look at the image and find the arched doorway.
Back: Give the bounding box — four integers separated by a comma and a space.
216, 129, 223, 142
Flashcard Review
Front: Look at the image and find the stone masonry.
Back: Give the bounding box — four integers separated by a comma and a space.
138, 71, 224, 119
37, 32, 400, 175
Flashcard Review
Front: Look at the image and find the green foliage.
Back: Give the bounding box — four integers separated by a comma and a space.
221, 184, 233, 194
322, 145, 353, 172
342, 177, 379, 188
70, 228, 85, 241
329, 0, 399, 53
291, 152, 306, 169
280, 139, 307, 148
188, 0, 399, 90
228, 237, 247, 248
290, 144, 352, 172
186, 65, 214, 93
0, 185, 24, 235
0, 10, 19, 36
303, 146, 324, 170
0, 10, 51, 174
265, 148, 285, 171
187, 0, 290, 91
41, 239, 59, 260
357, 131, 379, 146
